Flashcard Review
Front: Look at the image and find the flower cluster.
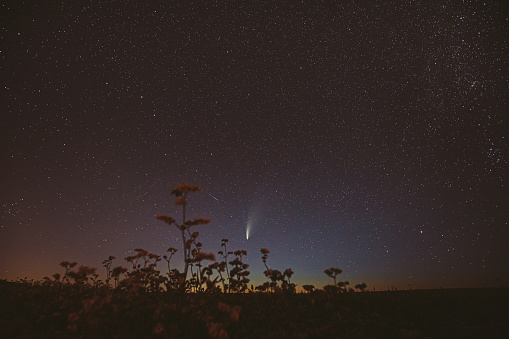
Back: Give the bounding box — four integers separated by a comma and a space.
258, 248, 295, 293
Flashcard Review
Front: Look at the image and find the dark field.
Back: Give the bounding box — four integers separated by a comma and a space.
1, 280, 508, 339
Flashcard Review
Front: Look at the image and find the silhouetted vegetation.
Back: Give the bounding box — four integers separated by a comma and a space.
1, 183, 507, 338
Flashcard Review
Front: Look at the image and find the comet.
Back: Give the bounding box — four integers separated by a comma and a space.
246, 222, 252, 240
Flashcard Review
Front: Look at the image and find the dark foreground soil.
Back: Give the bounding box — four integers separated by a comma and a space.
1, 280, 508, 338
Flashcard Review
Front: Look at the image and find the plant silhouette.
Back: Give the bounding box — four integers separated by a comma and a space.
157, 182, 212, 291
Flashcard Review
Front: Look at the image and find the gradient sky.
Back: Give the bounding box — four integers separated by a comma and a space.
1, 1, 508, 290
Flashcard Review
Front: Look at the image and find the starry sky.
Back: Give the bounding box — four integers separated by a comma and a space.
1, 1, 508, 290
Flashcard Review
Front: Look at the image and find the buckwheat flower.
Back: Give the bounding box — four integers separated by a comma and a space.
112, 266, 128, 278
148, 253, 160, 260
332, 268, 342, 275
192, 252, 216, 262
157, 215, 175, 225
174, 197, 186, 205
231, 267, 242, 276
261, 248, 270, 255
221, 238, 229, 243
188, 218, 210, 226
191, 231, 199, 239
167, 247, 177, 253
77, 265, 97, 277
171, 183, 202, 196
135, 249, 148, 258
272, 270, 282, 278
171, 182, 189, 196
229, 258, 242, 266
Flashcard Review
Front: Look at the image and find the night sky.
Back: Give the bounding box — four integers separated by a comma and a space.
2, 1, 508, 290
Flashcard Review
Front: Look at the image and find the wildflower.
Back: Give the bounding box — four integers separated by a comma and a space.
230, 267, 242, 276
111, 266, 128, 278
157, 215, 175, 225
171, 182, 201, 197
284, 268, 294, 279
191, 231, 199, 239
135, 249, 149, 258
355, 282, 368, 291
229, 258, 242, 266
261, 248, 270, 255
202, 267, 213, 276
192, 252, 216, 262
167, 247, 177, 253
221, 238, 229, 243
108, 255, 116, 261
77, 265, 97, 276
303, 284, 315, 293
174, 197, 186, 205
148, 253, 160, 260
60, 261, 77, 269
324, 267, 342, 277
188, 218, 211, 226
208, 262, 219, 269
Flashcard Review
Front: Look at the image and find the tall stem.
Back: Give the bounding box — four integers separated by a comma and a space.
179, 195, 188, 292
180, 228, 188, 292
